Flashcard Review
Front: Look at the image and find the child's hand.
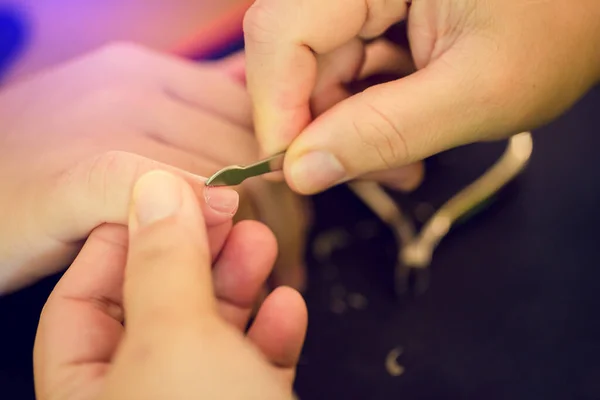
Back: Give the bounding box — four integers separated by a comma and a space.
0, 43, 308, 294
34, 171, 307, 400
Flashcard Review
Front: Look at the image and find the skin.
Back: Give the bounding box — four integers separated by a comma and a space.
0, 43, 308, 294
243, 0, 600, 195
34, 171, 307, 400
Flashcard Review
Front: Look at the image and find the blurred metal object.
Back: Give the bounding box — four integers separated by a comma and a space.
348, 132, 534, 297
385, 346, 405, 377
206, 151, 285, 186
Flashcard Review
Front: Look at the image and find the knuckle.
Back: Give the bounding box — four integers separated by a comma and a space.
353, 91, 409, 168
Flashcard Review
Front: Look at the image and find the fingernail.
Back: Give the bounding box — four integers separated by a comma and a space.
290, 151, 346, 193
133, 171, 182, 226
203, 186, 239, 215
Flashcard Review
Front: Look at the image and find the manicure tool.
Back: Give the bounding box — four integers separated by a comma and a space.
348, 132, 533, 297
205, 133, 533, 298
205, 151, 286, 187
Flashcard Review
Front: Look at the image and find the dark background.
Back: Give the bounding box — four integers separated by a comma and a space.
293, 87, 600, 400
2, 7, 600, 400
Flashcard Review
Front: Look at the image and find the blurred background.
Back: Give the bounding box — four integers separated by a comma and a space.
1, 1, 600, 399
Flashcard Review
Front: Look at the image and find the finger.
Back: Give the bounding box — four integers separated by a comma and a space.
359, 38, 415, 79
141, 94, 258, 167
311, 38, 365, 118
34, 224, 127, 400
92, 44, 253, 130
213, 220, 277, 330
161, 61, 253, 130
283, 58, 483, 194
311, 38, 415, 117
247, 287, 307, 374
243, 0, 408, 154
124, 171, 219, 337
115, 131, 225, 177
41, 151, 238, 244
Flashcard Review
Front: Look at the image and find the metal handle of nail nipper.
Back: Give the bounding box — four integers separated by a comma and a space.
205, 151, 286, 187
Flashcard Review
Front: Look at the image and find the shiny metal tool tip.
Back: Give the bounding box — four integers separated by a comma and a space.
205, 151, 286, 187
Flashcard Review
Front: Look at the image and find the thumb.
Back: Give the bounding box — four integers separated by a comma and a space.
283, 59, 497, 194
124, 170, 218, 337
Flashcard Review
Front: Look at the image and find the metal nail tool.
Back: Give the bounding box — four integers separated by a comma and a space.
205, 151, 286, 187
348, 132, 533, 297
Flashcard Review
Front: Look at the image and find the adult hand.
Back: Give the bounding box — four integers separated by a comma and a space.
34, 171, 307, 400
0, 43, 309, 294
244, 0, 600, 194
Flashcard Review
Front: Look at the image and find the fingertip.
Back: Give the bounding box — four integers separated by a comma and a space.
182, 175, 238, 227
247, 46, 315, 156
264, 286, 308, 353
214, 220, 277, 275
203, 186, 240, 216
235, 219, 278, 248
365, 162, 425, 192
271, 286, 308, 329
396, 162, 425, 192
248, 286, 308, 368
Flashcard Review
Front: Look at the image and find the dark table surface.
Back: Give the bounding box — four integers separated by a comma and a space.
1, 86, 599, 400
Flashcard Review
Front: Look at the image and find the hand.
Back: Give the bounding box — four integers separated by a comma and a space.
243, 0, 600, 194
0, 43, 309, 294
34, 171, 307, 400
